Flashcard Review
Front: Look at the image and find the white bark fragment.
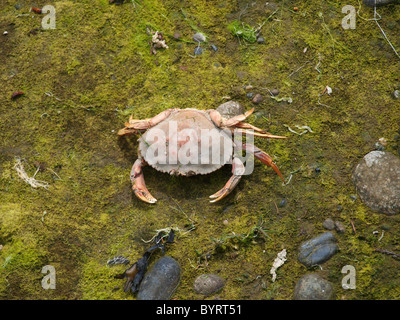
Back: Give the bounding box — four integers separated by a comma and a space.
270, 249, 287, 282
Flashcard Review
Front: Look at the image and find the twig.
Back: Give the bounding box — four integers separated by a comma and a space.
350, 219, 356, 234
314, 53, 322, 73
273, 201, 279, 214
375, 249, 400, 259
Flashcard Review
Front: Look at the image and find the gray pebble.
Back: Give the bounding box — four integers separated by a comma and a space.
256, 37, 265, 44
394, 90, 400, 99
270, 88, 280, 96
297, 232, 338, 267
322, 218, 335, 230
293, 273, 334, 300
352, 151, 400, 215
194, 274, 224, 295
137, 256, 181, 300
334, 221, 346, 233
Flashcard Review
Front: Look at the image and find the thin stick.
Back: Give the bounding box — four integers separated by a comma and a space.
273, 201, 279, 214
375, 249, 400, 259
350, 219, 356, 234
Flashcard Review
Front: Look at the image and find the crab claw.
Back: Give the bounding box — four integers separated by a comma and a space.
209, 157, 244, 203
133, 184, 157, 204
209, 175, 242, 203
131, 158, 157, 204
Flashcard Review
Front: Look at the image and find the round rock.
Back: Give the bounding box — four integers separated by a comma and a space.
352, 151, 400, 215
137, 256, 181, 300
194, 274, 224, 295
252, 93, 264, 104
293, 273, 334, 300
216, 101, 244, 119
322, 218, 335, 230
297, 232, 338, 267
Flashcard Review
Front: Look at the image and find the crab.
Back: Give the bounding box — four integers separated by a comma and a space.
118, 107, 287, 204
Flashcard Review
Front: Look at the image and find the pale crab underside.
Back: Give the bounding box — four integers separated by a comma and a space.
118, 108, 287, 204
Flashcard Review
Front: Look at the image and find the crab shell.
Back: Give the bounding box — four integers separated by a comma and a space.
138, 109, 233, 176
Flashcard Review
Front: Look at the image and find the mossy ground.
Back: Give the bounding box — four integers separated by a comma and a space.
1, 0, 400, 300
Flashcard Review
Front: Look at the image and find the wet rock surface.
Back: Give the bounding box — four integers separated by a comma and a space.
352, 151, 400, 215
193, 274, 225, 295
293, 273, 334, 300
297, 232, 338, 267
137, 256, 181, 300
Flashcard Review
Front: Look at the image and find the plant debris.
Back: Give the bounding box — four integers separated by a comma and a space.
115, 229, 175, 293
107, 256, 130, 266
150, 31, 168, 55
270, 249, 287, 282
283, 124, 313, 135
11, 91, 24, 100
14, 157, 49, 189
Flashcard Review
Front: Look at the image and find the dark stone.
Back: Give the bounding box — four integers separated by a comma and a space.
252, 93, 264, 104
297, 232, 338, 267
210, 44, 218, 52
137, 256, 181, 300
293, 274, 334, 300
352, 151, 400, 215
194, 46, 203, 55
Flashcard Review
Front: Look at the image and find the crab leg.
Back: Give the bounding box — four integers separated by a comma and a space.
130, 158, 157, 204
242, 143, 285, 183
209, 109, 288, 140
208, 108, 255, 128
209, 157, 244, 203
233, 128, 288, 139
118, 108, 176, 136
234, 122, 268, 133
